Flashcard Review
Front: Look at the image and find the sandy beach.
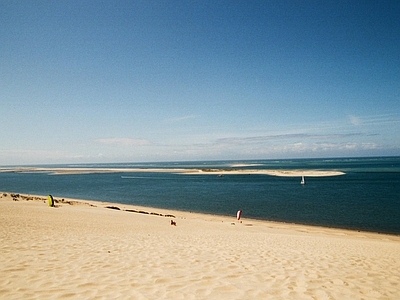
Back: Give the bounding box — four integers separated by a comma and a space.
1, 192, 399, 299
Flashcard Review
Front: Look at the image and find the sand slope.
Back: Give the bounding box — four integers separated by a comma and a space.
1, 193, 399, 299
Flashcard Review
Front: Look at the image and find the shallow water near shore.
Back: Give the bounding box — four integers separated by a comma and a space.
1, 157, 400, 234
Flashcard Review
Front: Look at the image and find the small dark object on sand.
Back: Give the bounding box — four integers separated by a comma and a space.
170, 220, 176, 226
105, 206, 120, 210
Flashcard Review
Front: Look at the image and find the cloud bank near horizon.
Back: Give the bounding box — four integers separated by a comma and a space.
1, 126, 396, 165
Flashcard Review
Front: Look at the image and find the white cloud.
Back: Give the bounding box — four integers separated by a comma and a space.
0, 149, 87, 165
215, 133, 362, 145
164, 115, 196, 123
349, 113, 400, 127
171, 133, 385, 160
349, 115, 361, 126
95, 138, 151, 147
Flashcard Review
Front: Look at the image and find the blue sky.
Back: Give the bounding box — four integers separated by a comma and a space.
1, 1, 399, 165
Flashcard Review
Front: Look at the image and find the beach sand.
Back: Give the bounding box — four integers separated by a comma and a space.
1, 192, 399, 299
0, 166, 345, 177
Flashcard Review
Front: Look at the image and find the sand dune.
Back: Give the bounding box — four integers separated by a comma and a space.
1, 192, 399, 299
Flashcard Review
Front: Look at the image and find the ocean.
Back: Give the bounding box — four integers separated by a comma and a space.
1, 157, 399, 235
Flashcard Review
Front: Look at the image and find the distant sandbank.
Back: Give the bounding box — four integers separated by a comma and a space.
0, 166, 345, 177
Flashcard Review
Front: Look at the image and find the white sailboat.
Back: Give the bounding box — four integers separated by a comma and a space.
301, 176, 305, 185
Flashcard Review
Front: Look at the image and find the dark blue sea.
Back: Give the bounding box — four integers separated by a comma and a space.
1, 157, 400, 235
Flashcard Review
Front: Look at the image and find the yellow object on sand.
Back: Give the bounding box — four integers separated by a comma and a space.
47, 195, 54, 207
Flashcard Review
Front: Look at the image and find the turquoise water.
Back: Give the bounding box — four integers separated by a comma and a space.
1, 157, 399, 234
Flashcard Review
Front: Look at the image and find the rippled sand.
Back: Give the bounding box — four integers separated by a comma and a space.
1, 192, 399, 299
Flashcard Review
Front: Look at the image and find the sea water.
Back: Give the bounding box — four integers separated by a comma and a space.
1, 157, 399, 234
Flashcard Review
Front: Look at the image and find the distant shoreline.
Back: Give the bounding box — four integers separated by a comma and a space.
0, 166, 345, 177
